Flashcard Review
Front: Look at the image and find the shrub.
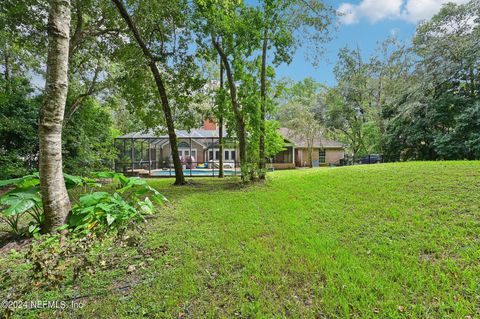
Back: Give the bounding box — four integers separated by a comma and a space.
0, 174, 43, 235
67, 172, 166, 233
0, 172, 166, 236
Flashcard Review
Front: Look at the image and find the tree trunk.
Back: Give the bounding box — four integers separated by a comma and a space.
259, 29, 268, 180
111, 0, 185, 185
4, 52, 10, 93
212, 38, 247, 181
149, 62, 185, 185
218, 56, 224, 178
470, 66, 475, 97
308, 145, 313, 168
39, 0, 72, 233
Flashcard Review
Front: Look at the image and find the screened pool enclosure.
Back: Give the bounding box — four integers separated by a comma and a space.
114, 129, 241, 177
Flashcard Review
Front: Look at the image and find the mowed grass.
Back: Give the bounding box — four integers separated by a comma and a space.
3, 161, 480, 318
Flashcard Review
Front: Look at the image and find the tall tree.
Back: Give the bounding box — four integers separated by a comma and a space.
257, 0, 334, 179
111, 0, 187, 185
277, 78, 325, 167
39, 0, 72, 232
384, 0, 480, 161
65, 0, 123, 124
218, 56, 225, 178
195, 0, 262, 181
325, 48, 370, 159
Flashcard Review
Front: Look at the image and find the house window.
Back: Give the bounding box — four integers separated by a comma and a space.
209, 149, 235, 161
178, 141, 189, 148
319, 149, 326, 164
208, 149, 220, 161
224, 149, 235, 161
179, 149, 196, 159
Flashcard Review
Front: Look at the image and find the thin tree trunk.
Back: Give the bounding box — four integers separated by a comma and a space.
218, 55, 224, 178
470, 66, 475, 97
259, 29, 268, 180
4, 52, 10, 93
39, 0, 72, 233
111, 0, 185, 185
308, 143, 313, 168
212, 38, 247, 181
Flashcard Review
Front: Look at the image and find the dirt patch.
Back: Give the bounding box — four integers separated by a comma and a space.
0, 186, 14, 196
0, 235, 31, 255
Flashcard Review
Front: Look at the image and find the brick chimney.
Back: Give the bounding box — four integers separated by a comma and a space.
203, 118, 217, 130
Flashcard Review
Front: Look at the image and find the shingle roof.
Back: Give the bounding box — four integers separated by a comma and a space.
278, 127, 345, 149
117, 127, 345, 149
117, 128, 228, 139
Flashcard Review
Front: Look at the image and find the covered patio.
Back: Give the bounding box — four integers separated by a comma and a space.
269, 142, 296, 170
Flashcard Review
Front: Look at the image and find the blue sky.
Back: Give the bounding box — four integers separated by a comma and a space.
29, 0, 468, 89
274, 0, 470, 86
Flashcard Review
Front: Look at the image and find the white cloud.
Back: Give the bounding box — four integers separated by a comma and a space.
338, 0, 472, 25
402, 0, 471, 22
338, 3, 359, 24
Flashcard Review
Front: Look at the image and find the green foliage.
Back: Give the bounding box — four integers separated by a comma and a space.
69, 192, 140, 232
2, 162, 479, 317
325, 47, 372, 156
264, 120, 285, 158
276, 78, 325, 165
0, 76, 120, 179
0, 77, 40, 179
63, 97, 118, 175
382, 1, 480, 161
114, 0, 205, 133
68, 172, 166, 233
0, 172, 166, 236
0, 172, 97, 235
0, 174, 42, 235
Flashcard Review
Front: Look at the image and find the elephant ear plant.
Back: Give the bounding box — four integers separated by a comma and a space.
0, 174, 43, 235
0, 172, 166, 236
68, 172, 167, 233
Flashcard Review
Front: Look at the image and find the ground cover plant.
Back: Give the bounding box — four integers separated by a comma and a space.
0, 161, 479, 318
0, 172, 165, 236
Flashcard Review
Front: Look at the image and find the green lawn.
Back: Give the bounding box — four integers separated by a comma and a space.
2, 161, 480, 318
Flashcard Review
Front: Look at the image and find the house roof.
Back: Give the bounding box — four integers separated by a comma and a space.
117, 128, 229, 140
117, 126, 345, 150
278, 127, 345, 149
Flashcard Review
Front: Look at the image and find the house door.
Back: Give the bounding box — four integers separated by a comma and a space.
295, 149, 302, 167
208, 149, 220, 161
224, 149, 236, 162
179, 149, 197, 159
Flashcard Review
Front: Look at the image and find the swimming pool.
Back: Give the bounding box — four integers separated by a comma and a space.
151, 169, 238, 177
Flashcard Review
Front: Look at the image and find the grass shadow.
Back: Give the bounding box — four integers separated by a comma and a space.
147, 176, 256, 202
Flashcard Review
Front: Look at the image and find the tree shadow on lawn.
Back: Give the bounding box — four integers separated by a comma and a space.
0, 177, 255, 250
148, 176, 258, 202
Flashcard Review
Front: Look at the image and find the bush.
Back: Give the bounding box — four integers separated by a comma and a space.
0, 174, 43, 235
0, 172, 166, 236
68, 172, 167, 233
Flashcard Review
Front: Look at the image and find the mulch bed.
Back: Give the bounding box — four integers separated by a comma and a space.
0, 234, 31, 255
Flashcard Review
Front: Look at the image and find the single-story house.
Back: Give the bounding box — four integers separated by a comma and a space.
115, 119, 345, 172
272, 127, 346, 169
